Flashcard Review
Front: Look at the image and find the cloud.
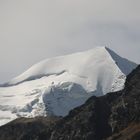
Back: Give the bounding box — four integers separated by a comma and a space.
0, 0, 140, 82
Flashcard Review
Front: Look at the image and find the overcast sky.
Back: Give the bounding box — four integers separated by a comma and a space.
0, 0, 140, 83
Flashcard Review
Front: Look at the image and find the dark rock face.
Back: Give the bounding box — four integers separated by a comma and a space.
50, 96, 112, 140
0, 65, 140, 140
0, 117, 60, 140
108, 65, 140, 134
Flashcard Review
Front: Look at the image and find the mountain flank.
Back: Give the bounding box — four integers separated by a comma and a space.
0, 47, 137, 126
0, 65, 139, 140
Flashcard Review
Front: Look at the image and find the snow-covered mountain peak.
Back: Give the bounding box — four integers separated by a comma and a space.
5, 46, 136, 86
0, 47, 137, 126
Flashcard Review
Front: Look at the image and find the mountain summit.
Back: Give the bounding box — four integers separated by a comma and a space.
6, 47, 136, 87
0, 47, 137, 126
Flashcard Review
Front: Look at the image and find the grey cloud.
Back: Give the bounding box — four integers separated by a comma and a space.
0, 0, 140, 83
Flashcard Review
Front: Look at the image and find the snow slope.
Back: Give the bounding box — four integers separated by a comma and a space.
0, 47, 137, 126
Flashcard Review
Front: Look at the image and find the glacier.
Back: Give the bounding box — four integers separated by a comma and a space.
0, 47, 137, 126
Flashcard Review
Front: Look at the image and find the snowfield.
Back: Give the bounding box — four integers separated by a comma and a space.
0, 47, 137, 126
